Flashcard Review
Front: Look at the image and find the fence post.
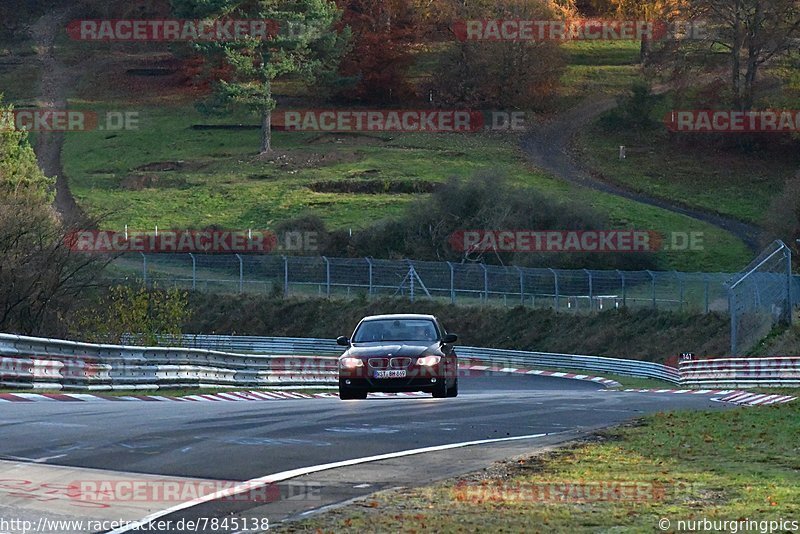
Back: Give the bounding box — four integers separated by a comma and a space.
283, 256, 289, 297
140, 252, 148, 288
787, 246, 793, 325
548, 268, 559, 311
584, 269, 593, 311
235, 254, 243, 293
322, 256, 331, 297
515, 266, 524, 305
189, 253, 196, 290
617, 270, 626, 307
446, 261, 455, 304
409, 265, 415, 302
647, 270, 656, 309
366, 257, 374, 296
481, 264, 489, 302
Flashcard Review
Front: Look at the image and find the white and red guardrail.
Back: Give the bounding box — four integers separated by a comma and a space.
1, 333, 799, 391
680, 356, 800, 388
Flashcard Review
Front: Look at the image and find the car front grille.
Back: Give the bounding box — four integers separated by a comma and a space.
368, 357, 413, 369
390, 357, 412, 369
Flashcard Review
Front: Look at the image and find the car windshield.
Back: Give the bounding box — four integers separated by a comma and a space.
353, 319, 439, 343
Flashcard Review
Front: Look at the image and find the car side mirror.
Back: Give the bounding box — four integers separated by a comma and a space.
336, 336, 351, 346
442, 333, 458, 344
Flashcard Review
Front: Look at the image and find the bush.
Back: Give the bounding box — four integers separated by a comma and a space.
73, 285, 190, 345
427, 0, 566, 110
599, 83, 663, 132
348, 171, 660, 270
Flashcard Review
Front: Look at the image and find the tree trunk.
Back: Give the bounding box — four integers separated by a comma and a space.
743, 53, 759, 112
640, 35, 651, 64
260, 110, 272, 155
742, 1, 764, 112
731, 0, 744, 110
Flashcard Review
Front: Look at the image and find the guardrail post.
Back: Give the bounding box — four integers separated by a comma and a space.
322, 256, 331, 297
188, 253, 196, 291
730, 291, 737, 355
140, 252, 148, 288
584, 269, 593, 311
548, 268, 559, 311
617, 270, 626, 307
446, 261, 456, 303
647, 270, 656, 309
366, 257, 374, 296
283, 256, 289, 297
235, 254, 243, 293
481, 264, 489, 302
515, 266, 524, 305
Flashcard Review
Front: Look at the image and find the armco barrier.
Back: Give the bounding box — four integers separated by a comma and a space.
681, 357, 800, 388
5, 333, 798, 391
171, 334, 800, 387
168, 334, 681, 383
0, 333, 338, 391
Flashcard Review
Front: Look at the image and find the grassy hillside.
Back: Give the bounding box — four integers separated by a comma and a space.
0, 16, 776, 273
184, 294, 731, 363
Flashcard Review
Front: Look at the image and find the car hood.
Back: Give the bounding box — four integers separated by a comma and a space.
343, 342, 440, 358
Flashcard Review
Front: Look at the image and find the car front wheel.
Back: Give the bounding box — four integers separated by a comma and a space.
431, 379, 448, 398
446, 378, 458, 398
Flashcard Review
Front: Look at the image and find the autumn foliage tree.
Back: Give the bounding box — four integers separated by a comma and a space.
633, 0, 800, 112
428, 0, 568, 110
333, 0, 417, 103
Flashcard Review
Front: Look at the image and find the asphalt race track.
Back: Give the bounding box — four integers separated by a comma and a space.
0, 373, 726, 533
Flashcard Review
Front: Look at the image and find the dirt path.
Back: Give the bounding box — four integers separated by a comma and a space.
520, 93, 762, 252
30, 9, 84, 223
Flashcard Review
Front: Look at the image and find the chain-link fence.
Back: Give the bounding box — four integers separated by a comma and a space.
108, 253, 737, 313
107, 245, 800, 353
726, 241, 793, 356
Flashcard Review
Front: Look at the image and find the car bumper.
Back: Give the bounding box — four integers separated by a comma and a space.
339, 376, 449, 392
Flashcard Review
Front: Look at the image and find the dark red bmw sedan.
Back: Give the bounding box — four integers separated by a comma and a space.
336, 314, 459, 400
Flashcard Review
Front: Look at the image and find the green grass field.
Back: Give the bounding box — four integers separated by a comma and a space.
558, 41, 644, 109
63, 105, 537, 230
576, 117, 800, 226
573, 54, 800, 227
62, 101, 751, 272
290, 399, 800, 532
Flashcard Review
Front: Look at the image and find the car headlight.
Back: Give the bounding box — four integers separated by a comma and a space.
417, 355, 441, 366
340, 357, 364, 369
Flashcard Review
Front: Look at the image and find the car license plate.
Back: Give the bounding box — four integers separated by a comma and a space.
374, 370, 406, 379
